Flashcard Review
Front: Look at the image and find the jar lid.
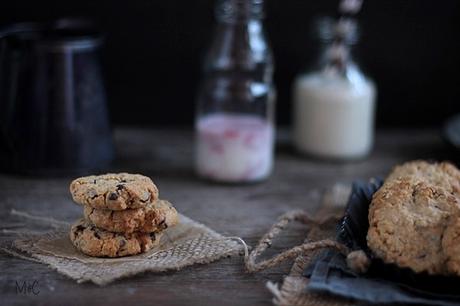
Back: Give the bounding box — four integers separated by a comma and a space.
39, 18, 103, 52
0, 19, 102, 52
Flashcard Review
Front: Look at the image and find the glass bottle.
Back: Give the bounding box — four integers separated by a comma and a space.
292, 18, 377, 160
195, 0, 275, 183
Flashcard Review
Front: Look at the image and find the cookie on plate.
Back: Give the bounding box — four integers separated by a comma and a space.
386, 160, 460, 195
442, 217, 460, 275
367, 177, 460, 275
70, 173, 159, 210
84, 199, 179, 233
70, 218, 162, 257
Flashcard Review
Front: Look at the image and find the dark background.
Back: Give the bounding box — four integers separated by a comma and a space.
1, 0, 459, 128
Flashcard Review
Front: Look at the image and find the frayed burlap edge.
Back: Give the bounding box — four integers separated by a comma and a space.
258, 183, 355, 306
267, 226, 355, 306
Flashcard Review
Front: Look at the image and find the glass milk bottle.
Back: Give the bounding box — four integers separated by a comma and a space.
195, 0, 275, 183
293, 18, 376, 160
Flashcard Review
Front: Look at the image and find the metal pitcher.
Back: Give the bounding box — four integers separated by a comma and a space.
0, 20, 114, 175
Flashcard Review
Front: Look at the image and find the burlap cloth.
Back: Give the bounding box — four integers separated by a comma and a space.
1, 212, 242, 285
261, 184, 356, 306
2, 184, 354, 305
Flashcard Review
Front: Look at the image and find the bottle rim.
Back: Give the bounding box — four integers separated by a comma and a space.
314, 16, 360, 45
215, 0, 265, 23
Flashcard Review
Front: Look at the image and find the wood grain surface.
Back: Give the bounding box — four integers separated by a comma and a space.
0, 128, 454, 306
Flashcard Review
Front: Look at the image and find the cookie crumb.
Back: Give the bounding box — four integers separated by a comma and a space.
346, 250, 370, 274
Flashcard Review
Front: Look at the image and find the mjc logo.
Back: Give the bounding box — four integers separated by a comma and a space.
15, 280, 40, 295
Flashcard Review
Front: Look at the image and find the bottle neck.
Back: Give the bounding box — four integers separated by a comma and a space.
320, 41, 354, 73
215, 0, 264, 24
205, 0, 271, 73
311, 17, 360, 75
312, 39, 372, 86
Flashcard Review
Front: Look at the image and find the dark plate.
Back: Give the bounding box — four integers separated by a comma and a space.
305, 179, 460, 306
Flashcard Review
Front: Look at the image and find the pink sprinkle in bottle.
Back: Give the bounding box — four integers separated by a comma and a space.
195, 0, 276, 183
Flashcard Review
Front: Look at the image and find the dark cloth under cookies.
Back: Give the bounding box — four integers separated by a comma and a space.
305, 180, 460, 306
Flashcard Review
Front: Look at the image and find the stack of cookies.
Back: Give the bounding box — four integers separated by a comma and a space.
68, 173, 179, 257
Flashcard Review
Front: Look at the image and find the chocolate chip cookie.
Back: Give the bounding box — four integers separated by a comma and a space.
83, 199, 179, 233
70, 218, 162, 257
70, 173, 159, 210
367, 177, 460, 275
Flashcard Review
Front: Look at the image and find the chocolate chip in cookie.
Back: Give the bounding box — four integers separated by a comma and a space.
70, 218, 162, 258
83, 200, 179, 234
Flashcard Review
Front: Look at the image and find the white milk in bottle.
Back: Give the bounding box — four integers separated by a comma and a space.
292, 17, 377, 160
293, 66, 376, 159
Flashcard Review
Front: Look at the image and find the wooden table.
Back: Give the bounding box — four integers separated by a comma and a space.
0, 128, 454, 306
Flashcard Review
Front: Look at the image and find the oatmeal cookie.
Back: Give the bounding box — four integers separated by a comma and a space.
84, 199, 179, 233
70, 173, 159, 210
70, 218, 162, 257
367, 177, 460, 274
386, 160, 460, 195
442, 217, 460, 275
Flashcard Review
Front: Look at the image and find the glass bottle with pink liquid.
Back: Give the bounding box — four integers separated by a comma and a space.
195, 0, 276, 183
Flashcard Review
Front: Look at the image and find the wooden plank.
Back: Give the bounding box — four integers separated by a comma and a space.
0, 128, 453, 306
